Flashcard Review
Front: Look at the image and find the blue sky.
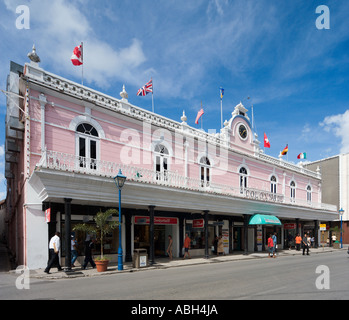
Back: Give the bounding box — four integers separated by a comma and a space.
1, 0, 349, 199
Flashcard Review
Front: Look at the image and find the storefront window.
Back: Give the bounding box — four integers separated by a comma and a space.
185, 223, 215, 250
61, 221, 119, 257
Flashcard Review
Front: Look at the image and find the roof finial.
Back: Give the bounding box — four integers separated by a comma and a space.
27, 44, 41, 63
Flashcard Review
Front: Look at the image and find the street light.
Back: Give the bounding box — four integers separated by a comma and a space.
113, 169, 127, 270
339, 208, 344, 249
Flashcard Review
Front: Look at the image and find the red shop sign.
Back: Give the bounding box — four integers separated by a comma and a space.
134, 216, 177, 225
284, 223, 296, 230
193, 219, 204, 228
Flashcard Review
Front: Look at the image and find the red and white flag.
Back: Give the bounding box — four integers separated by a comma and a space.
45, 208, 51, 223
71, 44, 83, 66
195, 108, 204, 124
264, 132, 271, 148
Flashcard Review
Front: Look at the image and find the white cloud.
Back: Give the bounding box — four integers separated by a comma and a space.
0, 145, 4, 157
320, 109, 349, 154
3, 0, 147, 89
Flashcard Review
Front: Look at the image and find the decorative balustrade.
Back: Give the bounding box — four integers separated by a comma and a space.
37, 150, 336, 211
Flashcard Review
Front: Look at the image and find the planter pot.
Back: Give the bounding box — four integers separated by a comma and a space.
95, 260, 109, 272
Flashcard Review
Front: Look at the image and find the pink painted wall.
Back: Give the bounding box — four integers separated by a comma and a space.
28, 89, 321, 205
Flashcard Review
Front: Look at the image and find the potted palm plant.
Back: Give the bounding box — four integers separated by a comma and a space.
73, 208, 119, 272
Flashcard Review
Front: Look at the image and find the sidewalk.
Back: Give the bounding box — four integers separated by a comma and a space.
22, 246, 343, 280
0, 242, 12, 272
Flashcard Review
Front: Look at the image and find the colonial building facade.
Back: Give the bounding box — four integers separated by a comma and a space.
5, 55, 337, 269
305, 154, 349, 245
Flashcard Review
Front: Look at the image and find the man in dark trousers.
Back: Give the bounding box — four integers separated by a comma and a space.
302, 233, 310, 256
44, 232, 63, 274
82, 236, 96, 269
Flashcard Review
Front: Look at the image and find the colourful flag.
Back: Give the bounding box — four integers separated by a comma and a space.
195, 108, 204, 124
45, 208, 51, 223
71, 44, 83, 66
264, 133, 270, 148
220, 87, 224, 100
297, 152, 306, 159
137, 79, 153, 96
281, 144, 288, 156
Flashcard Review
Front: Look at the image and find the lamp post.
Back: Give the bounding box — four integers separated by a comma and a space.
339, 208, 344, 249
113, 169, 126, 270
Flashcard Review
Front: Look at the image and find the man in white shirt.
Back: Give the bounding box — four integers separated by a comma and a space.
44, 232, 63, 274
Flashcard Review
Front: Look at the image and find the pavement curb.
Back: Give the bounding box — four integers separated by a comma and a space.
18, 247, 344, 280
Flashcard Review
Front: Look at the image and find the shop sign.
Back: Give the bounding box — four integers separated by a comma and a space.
213, 221, 224, 226
284, 223, 296, 230
222, 229, 229, 254
320, 224, 327, 231
193, 219, 204, 228
134, 216, 177, 225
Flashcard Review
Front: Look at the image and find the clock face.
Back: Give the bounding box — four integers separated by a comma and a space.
238, 124, 248, 139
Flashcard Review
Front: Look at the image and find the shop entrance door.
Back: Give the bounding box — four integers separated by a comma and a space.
154, 225, 166, 256
234, 227, 242, 251
134, 223, 174, 257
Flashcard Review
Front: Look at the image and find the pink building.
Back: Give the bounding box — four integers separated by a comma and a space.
5, 53, 337, 269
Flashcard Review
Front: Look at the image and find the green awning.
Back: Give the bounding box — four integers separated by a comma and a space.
249, 214, 281, 225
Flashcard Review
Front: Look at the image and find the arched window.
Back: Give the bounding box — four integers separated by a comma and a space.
76, 123, 99, 170
154, 144, 169, 181
307, 185, 312, 203
200, 157, 211, 187
239, 167, 248, 193
290, 181, 296, 202
270, 176, 277, 194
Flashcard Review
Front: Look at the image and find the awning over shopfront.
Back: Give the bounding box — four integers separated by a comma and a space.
249, 214, 281, 225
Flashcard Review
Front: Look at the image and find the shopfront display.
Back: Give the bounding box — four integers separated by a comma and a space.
134, 216, 178, 257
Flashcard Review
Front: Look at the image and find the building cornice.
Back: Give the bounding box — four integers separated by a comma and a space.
22, 61, 321, 180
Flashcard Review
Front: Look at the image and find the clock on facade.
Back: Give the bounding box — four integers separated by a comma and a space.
238, 124, 248, 139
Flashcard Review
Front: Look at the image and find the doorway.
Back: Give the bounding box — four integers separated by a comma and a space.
234, 227, 242, 251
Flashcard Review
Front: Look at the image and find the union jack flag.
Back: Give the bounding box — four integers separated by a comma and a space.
137, 79, 153, 96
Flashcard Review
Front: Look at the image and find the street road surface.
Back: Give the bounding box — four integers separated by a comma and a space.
0, 251, 348, 300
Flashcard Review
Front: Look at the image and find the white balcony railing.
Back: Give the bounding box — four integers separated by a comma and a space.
36, 150, 337, 212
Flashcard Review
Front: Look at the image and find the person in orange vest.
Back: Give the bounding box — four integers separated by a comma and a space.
183, 233, 191, 259
267, 234, 274, 258
295, 234, 302, 251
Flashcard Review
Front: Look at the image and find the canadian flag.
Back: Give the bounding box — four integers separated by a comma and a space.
264, 132, 271, 148
71, 44, 83, 66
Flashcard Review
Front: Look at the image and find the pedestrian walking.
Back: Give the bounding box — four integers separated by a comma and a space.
44, 232, 63, 274
310, 236, 315, 248
183, 233, 191, 259
82, 237, 96, 269
302, 233, 310, 255
71, 234, 78, 267
166, 235, 173, 260
287, 233, 293, 250
295, 234, 302, 251
217, 235, 225, 256
272, 232, 277, 257
267, 234, 274, 258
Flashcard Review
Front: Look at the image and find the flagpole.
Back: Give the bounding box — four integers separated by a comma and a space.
81, 42, 84, 86
201, 101, 203, 130
151, 77, 154, 113
220, 97, 223, 129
